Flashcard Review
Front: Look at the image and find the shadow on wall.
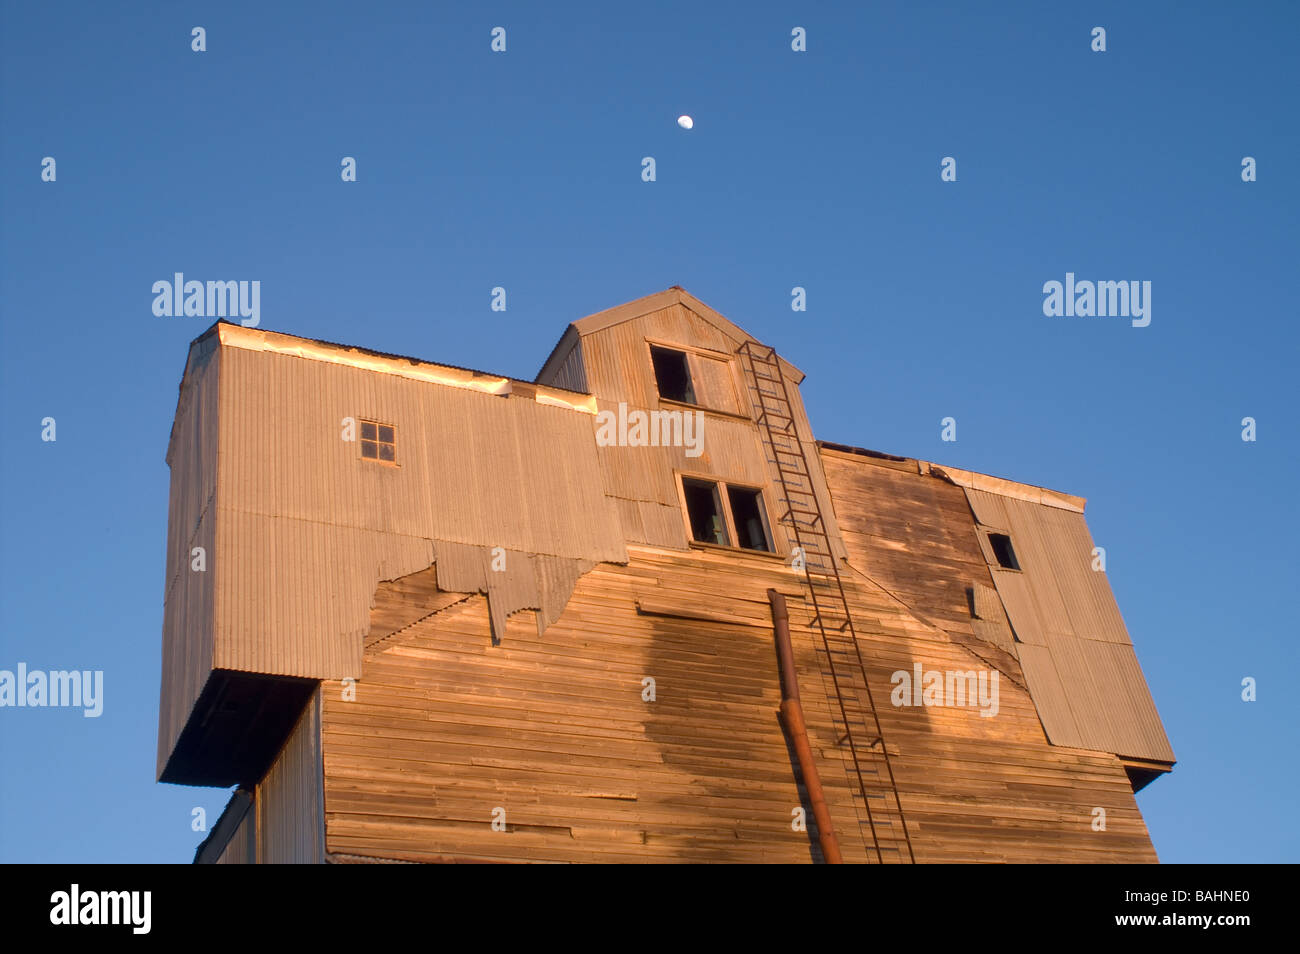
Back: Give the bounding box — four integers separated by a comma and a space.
784, 592, 933, 864
638, 611, 813, 862
635, 598, 934, 863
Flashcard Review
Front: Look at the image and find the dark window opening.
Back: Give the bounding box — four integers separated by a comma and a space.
683, 478, 729, 546
988, 532, 1020, 570
728, 486, 773, 552
651, 346, 696, 404
360, 419, 397, 463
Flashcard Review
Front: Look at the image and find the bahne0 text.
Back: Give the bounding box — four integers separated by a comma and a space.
1126, 890, 1250, 905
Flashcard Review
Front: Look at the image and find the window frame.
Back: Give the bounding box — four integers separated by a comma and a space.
983, 530, 1021, 571
644, 338, 746, 418
358, 418, 399, 466
680, 476, 731, 547
675, 471, 781, 557
726, 483, 776, 554
648, 344, 697, 406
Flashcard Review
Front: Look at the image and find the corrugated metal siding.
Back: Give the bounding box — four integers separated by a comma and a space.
579, 303, 840, 558
217, 810, 255, 864
1016, 645, 1083, 744
434, 540, 596, 641
990, 567, 1047, 646
220, 345, 621, 559
257, 688, 324, 863
1035, 504, 1130, 642
571, 289, 806, 383
209, 343, 626, 681
786, 399, 849, 565
550, 340, 587, 393
214, 513, 435, 678
964, 489, 1175, 762
157, 340, 220, 777
643, 303, 735, 352
966, 487, 1009, 528
639, 500, 689, 549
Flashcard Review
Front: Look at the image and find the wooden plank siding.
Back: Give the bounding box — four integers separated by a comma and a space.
818, 446, 1021, 666
321, 546, 1158, 863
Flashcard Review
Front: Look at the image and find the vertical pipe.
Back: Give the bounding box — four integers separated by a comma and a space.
769, 589, 843, 864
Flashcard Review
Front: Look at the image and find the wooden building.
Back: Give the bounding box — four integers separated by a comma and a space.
167, 287, 1175, 864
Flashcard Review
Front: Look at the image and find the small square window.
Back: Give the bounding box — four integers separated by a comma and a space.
988, 532, 1020, 570
727, 486, 773, 552
651, 346, 696, 404
683, 478, 729, 546
359, 419, 396, 464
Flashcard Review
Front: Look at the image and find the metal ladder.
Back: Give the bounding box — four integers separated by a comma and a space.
737, 340, 915, 864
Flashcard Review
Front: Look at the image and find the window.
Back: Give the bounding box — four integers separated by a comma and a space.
988, 532, 1020, 570
651, 346, 696, 404
727, 485, 774, 552
681, 476, 775, 553
360, 419, 396, 463
683, 478, 729, 545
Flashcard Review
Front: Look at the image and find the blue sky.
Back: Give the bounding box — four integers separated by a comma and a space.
1, 0, 1296, 862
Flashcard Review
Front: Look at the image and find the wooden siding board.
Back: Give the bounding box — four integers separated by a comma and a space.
320, 547, 1159, 863
818, 448, 1015, 652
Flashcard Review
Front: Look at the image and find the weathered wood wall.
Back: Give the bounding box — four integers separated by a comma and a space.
819, 446, 1019, 660
321, 546, 1158, 863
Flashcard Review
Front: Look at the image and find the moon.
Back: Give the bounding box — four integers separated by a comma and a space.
677, 115, 693, 130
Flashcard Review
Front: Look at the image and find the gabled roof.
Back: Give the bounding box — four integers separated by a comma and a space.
537, 286, 804, 384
